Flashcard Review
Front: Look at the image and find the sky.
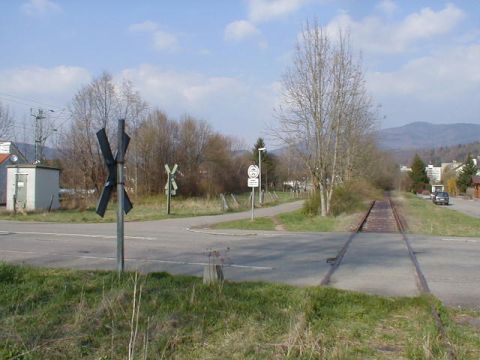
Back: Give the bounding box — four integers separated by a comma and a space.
0, 0, 479, 147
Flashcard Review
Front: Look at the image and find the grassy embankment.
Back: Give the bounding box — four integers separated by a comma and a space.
396, 192, 480, 237
213, 181, 383, 232
211, 210, 361, 232
1, 263, 479, 359
0, 191, 299, 223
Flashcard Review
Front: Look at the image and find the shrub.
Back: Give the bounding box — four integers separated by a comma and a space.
330, 183, 364, 216
302, 192, 320, 216
303, 180, 382, 217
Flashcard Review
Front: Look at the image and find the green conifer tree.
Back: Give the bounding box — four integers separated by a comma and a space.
409, 154, 430, 193
457, 154, 478, 193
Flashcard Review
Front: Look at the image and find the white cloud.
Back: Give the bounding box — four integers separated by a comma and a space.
397, 4, 464, 43
21, 0, 61, 16
119, 65, 277, 142
326, 3, 465, 54
128, 20, 158, 32
0, 66, 90, 98
128, 21, 179, 52
367, 44, 480, 127
224, 20, 260, 41
375, 0, 397, 16
368, 44, 480, 100
120, 65, 247, 110
152, 30, 178, 51
248, 0, 308, 23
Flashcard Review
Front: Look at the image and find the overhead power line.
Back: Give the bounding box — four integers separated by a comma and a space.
0, 92, 65, 110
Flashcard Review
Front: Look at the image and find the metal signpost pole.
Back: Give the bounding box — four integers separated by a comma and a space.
258, 151, 262, 205
251, 186, 255, 220
96, 122, 132, 275
117, 119, 125, 274
167, 171, 171, 215
247, 164, 260, 221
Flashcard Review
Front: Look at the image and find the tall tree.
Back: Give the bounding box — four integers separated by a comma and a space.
457, 154, 478, 193
60, 72, 147, 193
0, 101, 14, 139
409, 154, 430, 193
275, 21, 376, 216
134, 110, 178, 195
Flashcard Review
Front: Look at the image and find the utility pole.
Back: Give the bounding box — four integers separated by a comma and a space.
258, 147, 266, 205
31, 108, 55, 163
31, 109, 45, 163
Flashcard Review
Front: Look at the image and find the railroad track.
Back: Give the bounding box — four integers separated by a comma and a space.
320, 196, 456, 359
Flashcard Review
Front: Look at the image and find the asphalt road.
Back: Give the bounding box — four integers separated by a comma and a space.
0, 200, 479, 310
447, 196, 480, 218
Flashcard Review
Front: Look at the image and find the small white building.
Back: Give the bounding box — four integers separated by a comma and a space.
0, 141, 27, 204
6, 164, 60, 211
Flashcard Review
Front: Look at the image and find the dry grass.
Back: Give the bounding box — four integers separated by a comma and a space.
1, 264, 479, 359
0, 192, 296, 223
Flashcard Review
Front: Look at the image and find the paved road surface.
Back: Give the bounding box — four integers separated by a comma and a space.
0, 199, 479, 310
448, 196, 480, 218
330, 233, 419, 297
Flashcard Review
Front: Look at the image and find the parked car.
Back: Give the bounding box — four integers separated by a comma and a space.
433, 191, 449, 205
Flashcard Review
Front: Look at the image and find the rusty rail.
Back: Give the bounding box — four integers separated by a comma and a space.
389, 198, 456, 360
320, 200, 375, 286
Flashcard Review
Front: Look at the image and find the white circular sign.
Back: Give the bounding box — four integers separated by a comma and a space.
248, 165, 260, 178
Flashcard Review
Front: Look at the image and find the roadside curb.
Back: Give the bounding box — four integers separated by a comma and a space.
186, 227, 259, 237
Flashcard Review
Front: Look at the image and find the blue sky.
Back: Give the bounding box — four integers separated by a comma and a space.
0, 0, 479, 146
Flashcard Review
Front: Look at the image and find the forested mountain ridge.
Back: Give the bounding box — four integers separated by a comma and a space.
378, 122, 480, 150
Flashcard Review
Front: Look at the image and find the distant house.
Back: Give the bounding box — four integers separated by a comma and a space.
442, 158, 480, 177
399, 165, 411, 173
425, 164, 442, 183
0, 141, 27, 204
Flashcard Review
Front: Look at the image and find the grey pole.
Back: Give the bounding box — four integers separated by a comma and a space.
117, 119, 125, 274
167, 171, 171, 215
251, 187, 255, 220
259, 150, 262, 205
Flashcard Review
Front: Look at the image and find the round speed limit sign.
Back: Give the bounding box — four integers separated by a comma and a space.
247, 165, 260, 179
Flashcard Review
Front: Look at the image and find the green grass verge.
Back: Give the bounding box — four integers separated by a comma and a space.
211, 217, 276, 231
279, 210, 344, 232
398, 192, 480, 237
0, 192, 299, 223
213, 210, 359, 232
0, 263, 478, 359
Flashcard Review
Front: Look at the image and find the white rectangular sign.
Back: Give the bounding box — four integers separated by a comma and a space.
248, 178, 259, 187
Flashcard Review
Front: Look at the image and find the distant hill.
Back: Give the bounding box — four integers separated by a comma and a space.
378, 122, 480, 150
15, 142, 59, 162
389, 141, 480, 166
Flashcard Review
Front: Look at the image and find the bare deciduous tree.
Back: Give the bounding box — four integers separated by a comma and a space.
275, 21, 377, 216
0, 101, 14, 139
61, 72, 146, 193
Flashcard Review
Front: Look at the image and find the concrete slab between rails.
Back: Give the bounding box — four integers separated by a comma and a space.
329, 232, 419, 297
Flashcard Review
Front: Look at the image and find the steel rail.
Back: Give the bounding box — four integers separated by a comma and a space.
319, 200, 375, 286
390, 198, 456, 360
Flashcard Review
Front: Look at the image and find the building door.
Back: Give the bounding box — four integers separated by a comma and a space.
16, 174, 27, 209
